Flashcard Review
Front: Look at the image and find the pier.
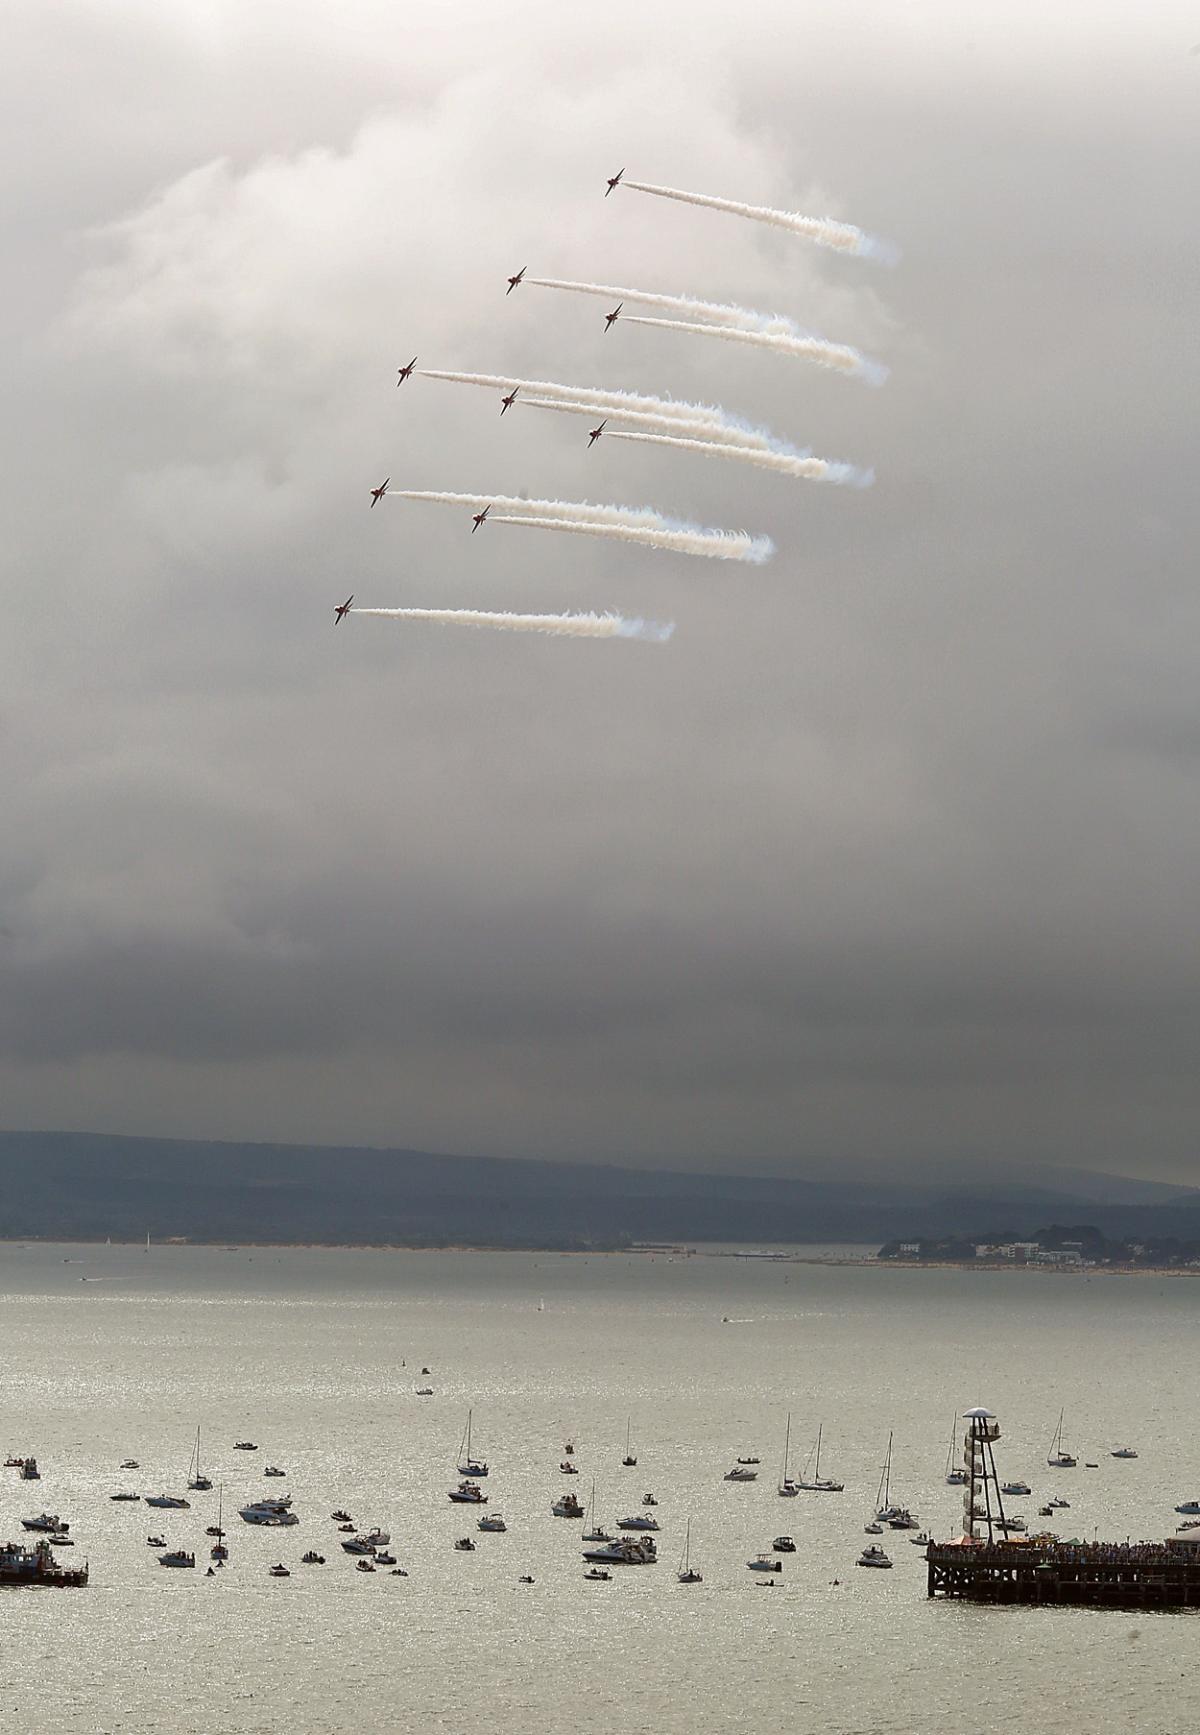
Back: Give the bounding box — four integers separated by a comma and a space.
927, 1538, 1200, 1608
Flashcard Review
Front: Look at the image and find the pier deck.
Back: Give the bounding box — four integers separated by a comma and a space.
927, 1540, 1200, 1609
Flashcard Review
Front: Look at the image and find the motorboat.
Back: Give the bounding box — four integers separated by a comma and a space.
909, 1532, 931, 1546
239, 1496, 298, 1526
582, 1536, 657, 1565
19, 1460, 39, 1480
234, 1442, 258, 1451
887, 1509, 920, 1530
995, 1515, 1027, 1533
857, 1544, 892, 1569
863, 1522, 884, 1535
518, 1574, 535, 1583
301, 1551, 325, 1564
146, 1494, 190, 1510
356, 1558, 376, 1572
736, 1457, 760, 1465
617, 1514, 659, 1531
1048, 1497, 1070, 1510
264, 1466, 286, 1478
797, 1424, 845, 1493
1176, 1501, 1200, 1515
725, 1466, 758, 1482
1111, 1447, 1139, 1460
330, 1510, 352, 1523
375, 1552, 397, 1566
477, 1514, 507, 1532
454, 1537, 476, 1551
120, 1460, 140, 1470
342, 1538, 377, 1555
338, 1523, 355, 1532
159, 1549, 195, 1568
677, 1517, 702, 1583
747, 1554, 782, 1573
773, 1536, 797, 1553
584, 1568, 611, 1581
457, 1410, 488, 1479
1001, 1481, 1032, 1496
1047, 1411, 1077, 1467
1038, 1505, 1054, 1517
448, 1481, 487, 1505
21, 1514, 65, 1532
110, 1491, 141, 1501
49, 1534, 73, 1547
360, 1529, 390, 1549
416, 1387, 434, 1397
146, 1535, 166, 1547
552, 1493, 584, 1518
390, 1568, 408, 1576
642, 1494, 658, 1506
268, 1563, 290, 1577
559, 1461, 579, 1474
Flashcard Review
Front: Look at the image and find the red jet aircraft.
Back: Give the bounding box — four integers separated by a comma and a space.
506, 267, 526, 295
603, 303, 622, 332
471, 505, 491, 533
587, 420, 606, 447
369, 478, 390, 507
604, 169, 624, 197
334, 596, 354, 624
500, 387, 519, 415
396, 357, 417, 385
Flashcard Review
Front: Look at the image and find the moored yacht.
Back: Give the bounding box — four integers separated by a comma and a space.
1111, 1447, 1138, 1459
857, 1544, 892, 1569
448, 1481, 487, 1505
797, 1424, 844, 1493
551, 1492, 584, 1518
159, 1549, 195, 1568
477, 1513, 507, 1532
677, 1517, 702, 1584
146, 1494, 190, 1510
747, 1553, 782, 1573
582, 1535, 657, 1565
21, 1514, 66, 1532
239, 1495, 298, 1526
617, 1513, 659, 1531
944, 1414, 968, 1485
1001, 1480, 1032, 1496
778, 1412, 800, 1497
1047, 1410, 1077, 1468
457, 1410, 488, 1479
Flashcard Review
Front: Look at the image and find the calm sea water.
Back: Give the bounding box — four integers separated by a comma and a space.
0, 1242, 1194, 1735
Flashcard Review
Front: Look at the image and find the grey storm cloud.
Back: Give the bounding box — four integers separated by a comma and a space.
1, 0, 1198, 1179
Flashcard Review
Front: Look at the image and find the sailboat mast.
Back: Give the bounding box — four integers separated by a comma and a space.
815, 1423, 822, 1479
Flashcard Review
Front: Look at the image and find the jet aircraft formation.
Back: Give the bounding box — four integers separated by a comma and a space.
339, 167, 890, 640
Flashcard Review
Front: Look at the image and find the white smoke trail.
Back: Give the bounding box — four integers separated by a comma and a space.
516, 395, 771, 451
526, 276, 803, 337
606, 429, 872, 486
391, 489, 666, 530
489, 514, 773, 564
417, 370, 751, 435
621, 315, 886, 383
617, 178, 899, 264
353, 607, 673, 642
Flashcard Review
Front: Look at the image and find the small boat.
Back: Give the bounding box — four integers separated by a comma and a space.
110, 1491, 141, 1502
677, 1517, 702, 1584
1038, 1505, 1054, 1517
747, 1554, 782, 1573
234, 1441, 258, 1451
773, 1536, 797, 1553
210, 1541, 228, 1560
120, 1460, 140, 1470
797, 1424, 844, 1493
617, 1513, 659, 1531
239, 1497, 297, 1527
375, 1551, 397, 1566
559, 1460, 579, 1474
1176, 1500, 1200, 1515
1048, 1497, 1070, 1510
778, 1412, 800, 1497
359, 1529, 390, 1549
564, 1442, 575, 1456
887, 1509, 920, 1531
263, 1466, 286, 1478
1001, 1481, 1031, 1496
857, 1544, 892, 1569
146, 1534, 166, 1547
415, 1387, 434, 1397
330, 1510, 352, 1522
736, 1456, 760, 1466
21, 1514, 65, 1532
19, 1459, 39, 1481
159, 1550, 195, 1568
49, 1534, 73, 1547
448, 1481, 487, 1505
457, 1409, 488, 1479
725, 1465, 758, 1482
338, 1523, 355, 1533
146, 1494, 190, 1510
582, 1481, 609, 1542
995, 1515, 1027, 1533
621, 1417, 637, 1468
642, 1493, 658, 1506
944, 1414, 967, 1486
1111, 1447, 1138, 1460
477, 1514, 507, 1532
863, 1522, 884, 1535
552, 1493, 584, 1518
268, 1563, 290, 1578
1084, 1462, 1099, 1469
341, 1537, 377, 1555
356, 1558, 376, 1573
518, 1574, 535, 1583
584, 1568, 611, 1581
186, 1426, 212, 1491
301, 1551, 325, 1564
389, 1568, 408, 1576
454, 1537, 476, 1551
1047, 1410, 1077, 1468
209, 1487, 227, 1558
909, 1531, 931, 1546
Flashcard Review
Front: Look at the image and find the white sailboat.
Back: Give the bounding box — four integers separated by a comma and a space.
582, 1479, 610, 1542
187, 1425, 212, 1491
621, 1417, 637, 1468
797, 1423, 844, 1492
677, 1518, 702, 1583
778, 1412, 799, 1497
1047, 1409, 1077, 1468
457, 1409, 488, 1478
210, 1487, 228, 1561
944, 1414, 968, 1485
874, 1431, 900, 1520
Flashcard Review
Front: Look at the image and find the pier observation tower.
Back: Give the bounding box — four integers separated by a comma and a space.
959, 1406, 1007, 1542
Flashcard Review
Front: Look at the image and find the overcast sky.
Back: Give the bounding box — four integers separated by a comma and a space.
2, 1, 1197, 1180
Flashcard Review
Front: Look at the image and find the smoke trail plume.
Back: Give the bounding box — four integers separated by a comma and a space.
417, 370, 751, 435
527, 277, 804, 337
517, 395, 771, 450
605, 429, 873, 486
621, 315, 886, 382
391, 489, 666, 530
617, 178, 899, 264
489, 514, 773, 564
353, 607, 673, 642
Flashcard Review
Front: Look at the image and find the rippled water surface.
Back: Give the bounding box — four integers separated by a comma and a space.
0, 1242, 1195, 1734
